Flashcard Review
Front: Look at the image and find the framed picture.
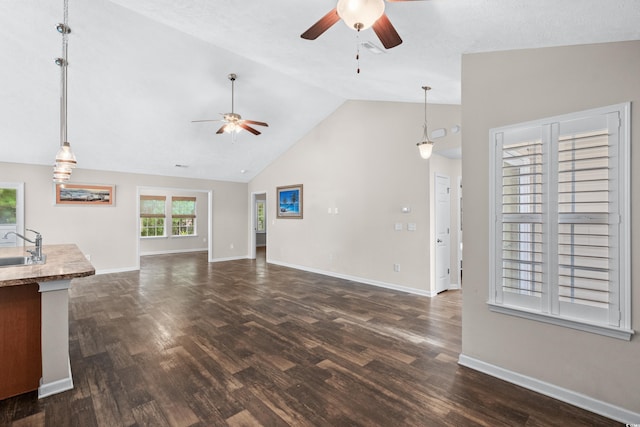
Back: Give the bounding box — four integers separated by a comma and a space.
55, 183, 115, 206
276, 184, 303, 219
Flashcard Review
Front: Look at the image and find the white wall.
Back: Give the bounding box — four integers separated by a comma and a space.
0, 163, 248, 272
461, 41, 640, 417
249, 100, 461, 295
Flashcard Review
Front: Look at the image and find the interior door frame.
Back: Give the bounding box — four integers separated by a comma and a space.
249, 190, 267, 260
135, 186, 213, 267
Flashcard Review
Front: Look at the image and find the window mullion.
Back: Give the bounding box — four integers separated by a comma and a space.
546, 122, 559, 315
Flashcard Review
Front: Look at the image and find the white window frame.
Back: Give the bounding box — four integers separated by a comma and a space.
171, 196, 197, 237
140, 195, 167, 238
488, 103, 632, 340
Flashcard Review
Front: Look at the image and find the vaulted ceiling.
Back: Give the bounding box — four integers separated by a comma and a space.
2, 0, 639, 182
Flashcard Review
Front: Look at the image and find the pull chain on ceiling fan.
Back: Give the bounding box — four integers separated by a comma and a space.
192, 73, 268, 136
301, 0, 425, 50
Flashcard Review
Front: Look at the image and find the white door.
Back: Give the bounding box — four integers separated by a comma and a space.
435, 174, 450, 294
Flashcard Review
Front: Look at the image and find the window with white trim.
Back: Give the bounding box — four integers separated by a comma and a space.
171, 196, 196, 236
140, 195, 166, 237
489, 103, 632, 340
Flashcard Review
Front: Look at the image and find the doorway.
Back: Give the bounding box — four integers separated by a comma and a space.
250, 192, 267, 260
135, 186, 213, 267
435, 174, 451, 294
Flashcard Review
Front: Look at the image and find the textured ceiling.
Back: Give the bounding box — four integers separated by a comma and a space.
1, 0, 639, 182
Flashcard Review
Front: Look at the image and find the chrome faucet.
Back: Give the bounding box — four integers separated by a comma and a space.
3, 229, 45, 263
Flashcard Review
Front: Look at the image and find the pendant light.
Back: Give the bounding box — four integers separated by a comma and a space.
53, 0, 77, 183
416, 86, 434, 159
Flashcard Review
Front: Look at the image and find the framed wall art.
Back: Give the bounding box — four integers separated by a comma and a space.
276, 184, 303, 219
55, 183, 115, 206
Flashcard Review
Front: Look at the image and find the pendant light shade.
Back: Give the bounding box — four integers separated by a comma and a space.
417, 86, 434, 160
55, 141, 77, 169
417, 139, 434, 159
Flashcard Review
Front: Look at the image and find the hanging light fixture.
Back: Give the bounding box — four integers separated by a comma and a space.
417, 86, 435, 159
53, 0, 77, 183
336, 0, 385, 32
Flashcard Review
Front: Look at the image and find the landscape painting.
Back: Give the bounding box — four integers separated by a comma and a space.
277, 184, 303, 219
55, 183, 114, 206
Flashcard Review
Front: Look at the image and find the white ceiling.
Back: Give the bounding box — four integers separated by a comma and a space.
2, 0, 639, 182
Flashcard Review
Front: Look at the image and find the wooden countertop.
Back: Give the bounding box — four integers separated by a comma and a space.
0, 244, 95, 288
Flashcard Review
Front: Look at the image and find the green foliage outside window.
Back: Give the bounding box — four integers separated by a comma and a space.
140, 218, 165, 237
0, 188, 17, 225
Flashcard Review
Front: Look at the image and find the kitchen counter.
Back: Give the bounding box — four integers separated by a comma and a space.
0, 244, 95, 287
0, 243, 95, 400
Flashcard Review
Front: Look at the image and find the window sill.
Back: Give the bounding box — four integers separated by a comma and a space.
171, 234, 197, 238
140, 235, 166, 240
487, 302, 634, 341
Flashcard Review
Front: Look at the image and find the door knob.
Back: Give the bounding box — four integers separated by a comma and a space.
437, 239, 442, 243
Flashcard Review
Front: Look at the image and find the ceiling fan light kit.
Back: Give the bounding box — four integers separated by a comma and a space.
337, 0, 385, 31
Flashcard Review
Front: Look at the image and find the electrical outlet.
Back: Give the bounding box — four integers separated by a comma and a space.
393, 263, 400, 272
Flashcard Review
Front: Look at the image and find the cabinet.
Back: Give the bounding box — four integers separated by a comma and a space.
0, 283, 42, 400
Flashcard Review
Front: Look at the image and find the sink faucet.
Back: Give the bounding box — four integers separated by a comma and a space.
3, 229, 44, 262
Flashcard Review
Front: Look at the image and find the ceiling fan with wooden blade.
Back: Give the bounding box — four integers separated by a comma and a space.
301, 0, 423, 49
192, 73, 268, 136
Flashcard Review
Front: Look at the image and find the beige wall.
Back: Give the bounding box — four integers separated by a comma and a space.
0, 162, 248, 272
461, 41, 640, 414
249, 100, 461, 295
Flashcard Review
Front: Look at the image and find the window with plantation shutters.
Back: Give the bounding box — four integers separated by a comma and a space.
489, 103, 632, 340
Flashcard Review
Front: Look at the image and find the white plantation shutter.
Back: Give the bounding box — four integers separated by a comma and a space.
496, 127, 545, 311
553, 112, 624, 326
489, 104, 631, 340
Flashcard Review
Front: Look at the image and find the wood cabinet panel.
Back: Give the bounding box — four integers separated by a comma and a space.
0, 283, 41, 400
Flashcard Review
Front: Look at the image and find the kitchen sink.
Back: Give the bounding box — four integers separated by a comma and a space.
0, 256, 33, 268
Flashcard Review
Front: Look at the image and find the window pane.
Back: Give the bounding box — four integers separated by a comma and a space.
501, 222, 543, 296
0, 188, 17, 225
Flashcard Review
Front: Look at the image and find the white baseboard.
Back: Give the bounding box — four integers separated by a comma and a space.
267, 259, 436, 297
458, 354, 640, 424
209, 255, 249, 263
38, 364, 74, 399
449, 283, 460, 290
96, 266, 139, 275
140, 248, 207, 256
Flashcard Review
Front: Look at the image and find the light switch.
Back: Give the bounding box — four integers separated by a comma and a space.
407, 223, 417, 231
395, 223, 403, 231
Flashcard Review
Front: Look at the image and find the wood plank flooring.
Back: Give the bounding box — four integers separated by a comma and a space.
0, 250, 620, 426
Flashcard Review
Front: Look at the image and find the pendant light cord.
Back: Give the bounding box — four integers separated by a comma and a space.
58, 0, 69, 147
423, 86, 429, 139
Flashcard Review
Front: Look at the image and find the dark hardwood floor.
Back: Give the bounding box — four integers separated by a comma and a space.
1, 249, 620, 426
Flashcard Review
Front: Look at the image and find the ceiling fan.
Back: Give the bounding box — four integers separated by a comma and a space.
301, 0, 424, 49
192, 73, 268, 136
